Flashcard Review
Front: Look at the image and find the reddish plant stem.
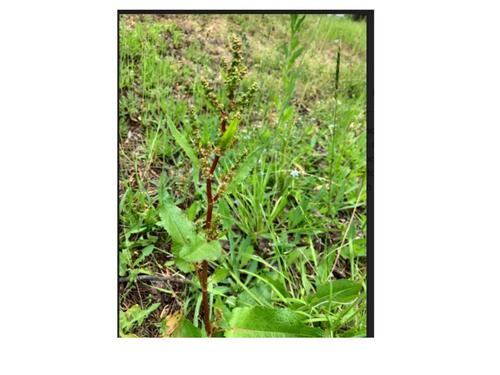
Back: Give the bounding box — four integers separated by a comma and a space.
205, 177, 213, 230
199, 154, 221, 337
200, 176, 213, 336
200, 260, 211, 336
198, 101, 228, 337
205, 155, 220, 231
210, 155, 220, 175
213, 191, 222, 203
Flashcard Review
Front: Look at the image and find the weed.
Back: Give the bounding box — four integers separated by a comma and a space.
119, 14, 367, 338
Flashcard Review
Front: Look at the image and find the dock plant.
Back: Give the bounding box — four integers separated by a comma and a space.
159, 34, 259, 336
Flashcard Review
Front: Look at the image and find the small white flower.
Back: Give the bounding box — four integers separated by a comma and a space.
290, 169, 300, 178
233, 199, 239, 206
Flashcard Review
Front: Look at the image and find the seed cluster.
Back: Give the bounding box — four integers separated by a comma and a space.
199, 144, 213, 178
237, 82, 258, 107
214, 170, 233, 199
224, 35, 248, 97
200, 76, 223, 113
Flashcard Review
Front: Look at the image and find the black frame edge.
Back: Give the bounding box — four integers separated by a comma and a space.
366, 10, 374, 338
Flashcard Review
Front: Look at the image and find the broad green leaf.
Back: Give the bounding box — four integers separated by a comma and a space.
219, 117, 240, 150
172, 317, 203, 337
158, 202, 196, 245
165, 114, 199, 168
171, 243, 195, 272
311, 279, 362, 304
225, 306, 323, 338
180, 237, 222, 263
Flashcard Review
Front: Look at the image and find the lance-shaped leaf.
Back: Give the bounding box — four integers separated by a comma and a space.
225, 306, 323, 338
219, 116, 240, 150
166, 114, 199, 169
309, 279, 362, 304
179, 237, 222, 263
158, 201, 196, 245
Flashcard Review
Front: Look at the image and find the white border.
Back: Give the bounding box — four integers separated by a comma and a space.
1, 1, 499, 374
